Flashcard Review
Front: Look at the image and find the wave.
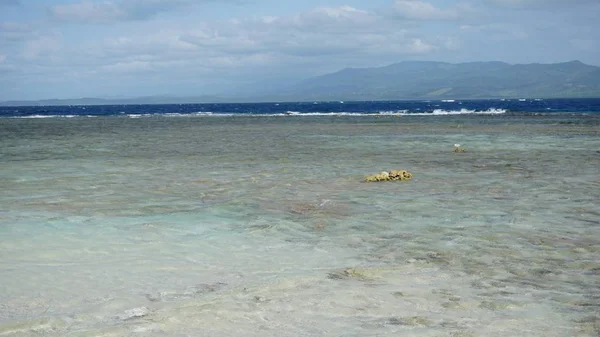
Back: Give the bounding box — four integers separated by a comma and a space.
374, 108, 505, 116
423, 108, 506, 115
245, 108, 505, 117
8, 108, 507, 119
14, 114, 97, 119
126, 112, 235, 118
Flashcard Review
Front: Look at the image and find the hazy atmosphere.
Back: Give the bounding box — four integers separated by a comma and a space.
0, 0, 599, 100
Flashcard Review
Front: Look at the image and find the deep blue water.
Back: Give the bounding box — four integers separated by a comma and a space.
1, 98, 600, 118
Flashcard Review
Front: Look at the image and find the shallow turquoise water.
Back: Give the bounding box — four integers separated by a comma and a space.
1, 115, 599, 336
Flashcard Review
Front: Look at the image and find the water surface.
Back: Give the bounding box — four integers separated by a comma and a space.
1, 114, 599, 336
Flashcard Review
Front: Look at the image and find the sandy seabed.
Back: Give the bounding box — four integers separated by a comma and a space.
1, 115, 599, 336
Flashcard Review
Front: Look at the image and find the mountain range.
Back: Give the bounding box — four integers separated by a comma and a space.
269, 60, 600, 101
2, 60, 599, 105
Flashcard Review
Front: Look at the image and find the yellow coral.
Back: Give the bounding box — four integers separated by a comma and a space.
365, 170, 412, 182
389, 170, 412, 180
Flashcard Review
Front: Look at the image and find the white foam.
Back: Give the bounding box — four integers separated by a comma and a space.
19, 115, 56, 119
125, 111, 234, 118
178, 108, 507, 117
426, 108, 506, 115
15, 114, 96, 119
377, 110, 409, 115
11, 108, 506, 119
374, 108, 506, 116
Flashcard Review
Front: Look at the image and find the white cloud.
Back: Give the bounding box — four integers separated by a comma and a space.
173, 5, 436, 59
48, 0, 193, 23
0, 22, 35, 42
408, 38, 438, 53
50, 1, 124, 23
31, 3, 445, 88
3, 2, 452, 86
101, 60, 153, 73
4, 0, 597, 101
442, 36, 461, 51
486, 0, 598, 8
391, 0, 472, 20
460, 23, 529, 41
0, 22, 67, 66
286, 6, 379, 33
22, 34, 64, 61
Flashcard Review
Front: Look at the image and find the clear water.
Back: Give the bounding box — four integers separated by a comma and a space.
1, 115, 599, 336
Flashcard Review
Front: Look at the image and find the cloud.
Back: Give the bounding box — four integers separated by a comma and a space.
48, 0, 193, 23
37, 3, 444, 87
486, 0, 598, 9
49, 1, 122, 23
5, 0, 597, 101
460, 23, 529, 41
0, 22, 64, 65
408, 38, 438, 53
391, 0, 472, 20
177, 5, 431, 59
0, 22, 35, 43
22, 34, 64, 61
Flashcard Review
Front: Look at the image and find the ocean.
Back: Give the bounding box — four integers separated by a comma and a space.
1, 99, 599, 336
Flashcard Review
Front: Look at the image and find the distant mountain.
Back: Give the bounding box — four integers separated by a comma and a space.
2, 60, 599, 106
263, 60, 600, 101
0, 95, 226, 107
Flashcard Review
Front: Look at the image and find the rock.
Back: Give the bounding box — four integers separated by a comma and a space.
365, 169, 412, 182
391, 316, 433, 326
118, 307, 150, 320
0, 317, 67, 336
453, 144, 466, 153
388, 170, 413, 181
327, 268, 374, 280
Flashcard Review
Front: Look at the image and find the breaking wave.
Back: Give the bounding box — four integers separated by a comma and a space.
10, 108, 507, 119
135, 108, 505, 117
4, 98, 598, 118
15, 114, 97, 119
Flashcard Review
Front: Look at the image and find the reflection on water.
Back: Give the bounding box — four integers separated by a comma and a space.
1, 115, 599, 336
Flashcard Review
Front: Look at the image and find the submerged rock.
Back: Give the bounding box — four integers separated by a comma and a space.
453, 144, 466, 153
117, 307, 150, 320
386, 316, 433, 327
364, 170, 412, 182
327, 267, 377, 280
0, 317, 67, 336
145, 282, 227, 302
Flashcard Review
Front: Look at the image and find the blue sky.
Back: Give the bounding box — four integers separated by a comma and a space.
0, 0, 598, 100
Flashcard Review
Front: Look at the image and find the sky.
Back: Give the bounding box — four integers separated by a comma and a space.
0, 0, 598, 101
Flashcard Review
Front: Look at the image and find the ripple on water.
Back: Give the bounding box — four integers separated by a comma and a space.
1, 116, 599, 336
